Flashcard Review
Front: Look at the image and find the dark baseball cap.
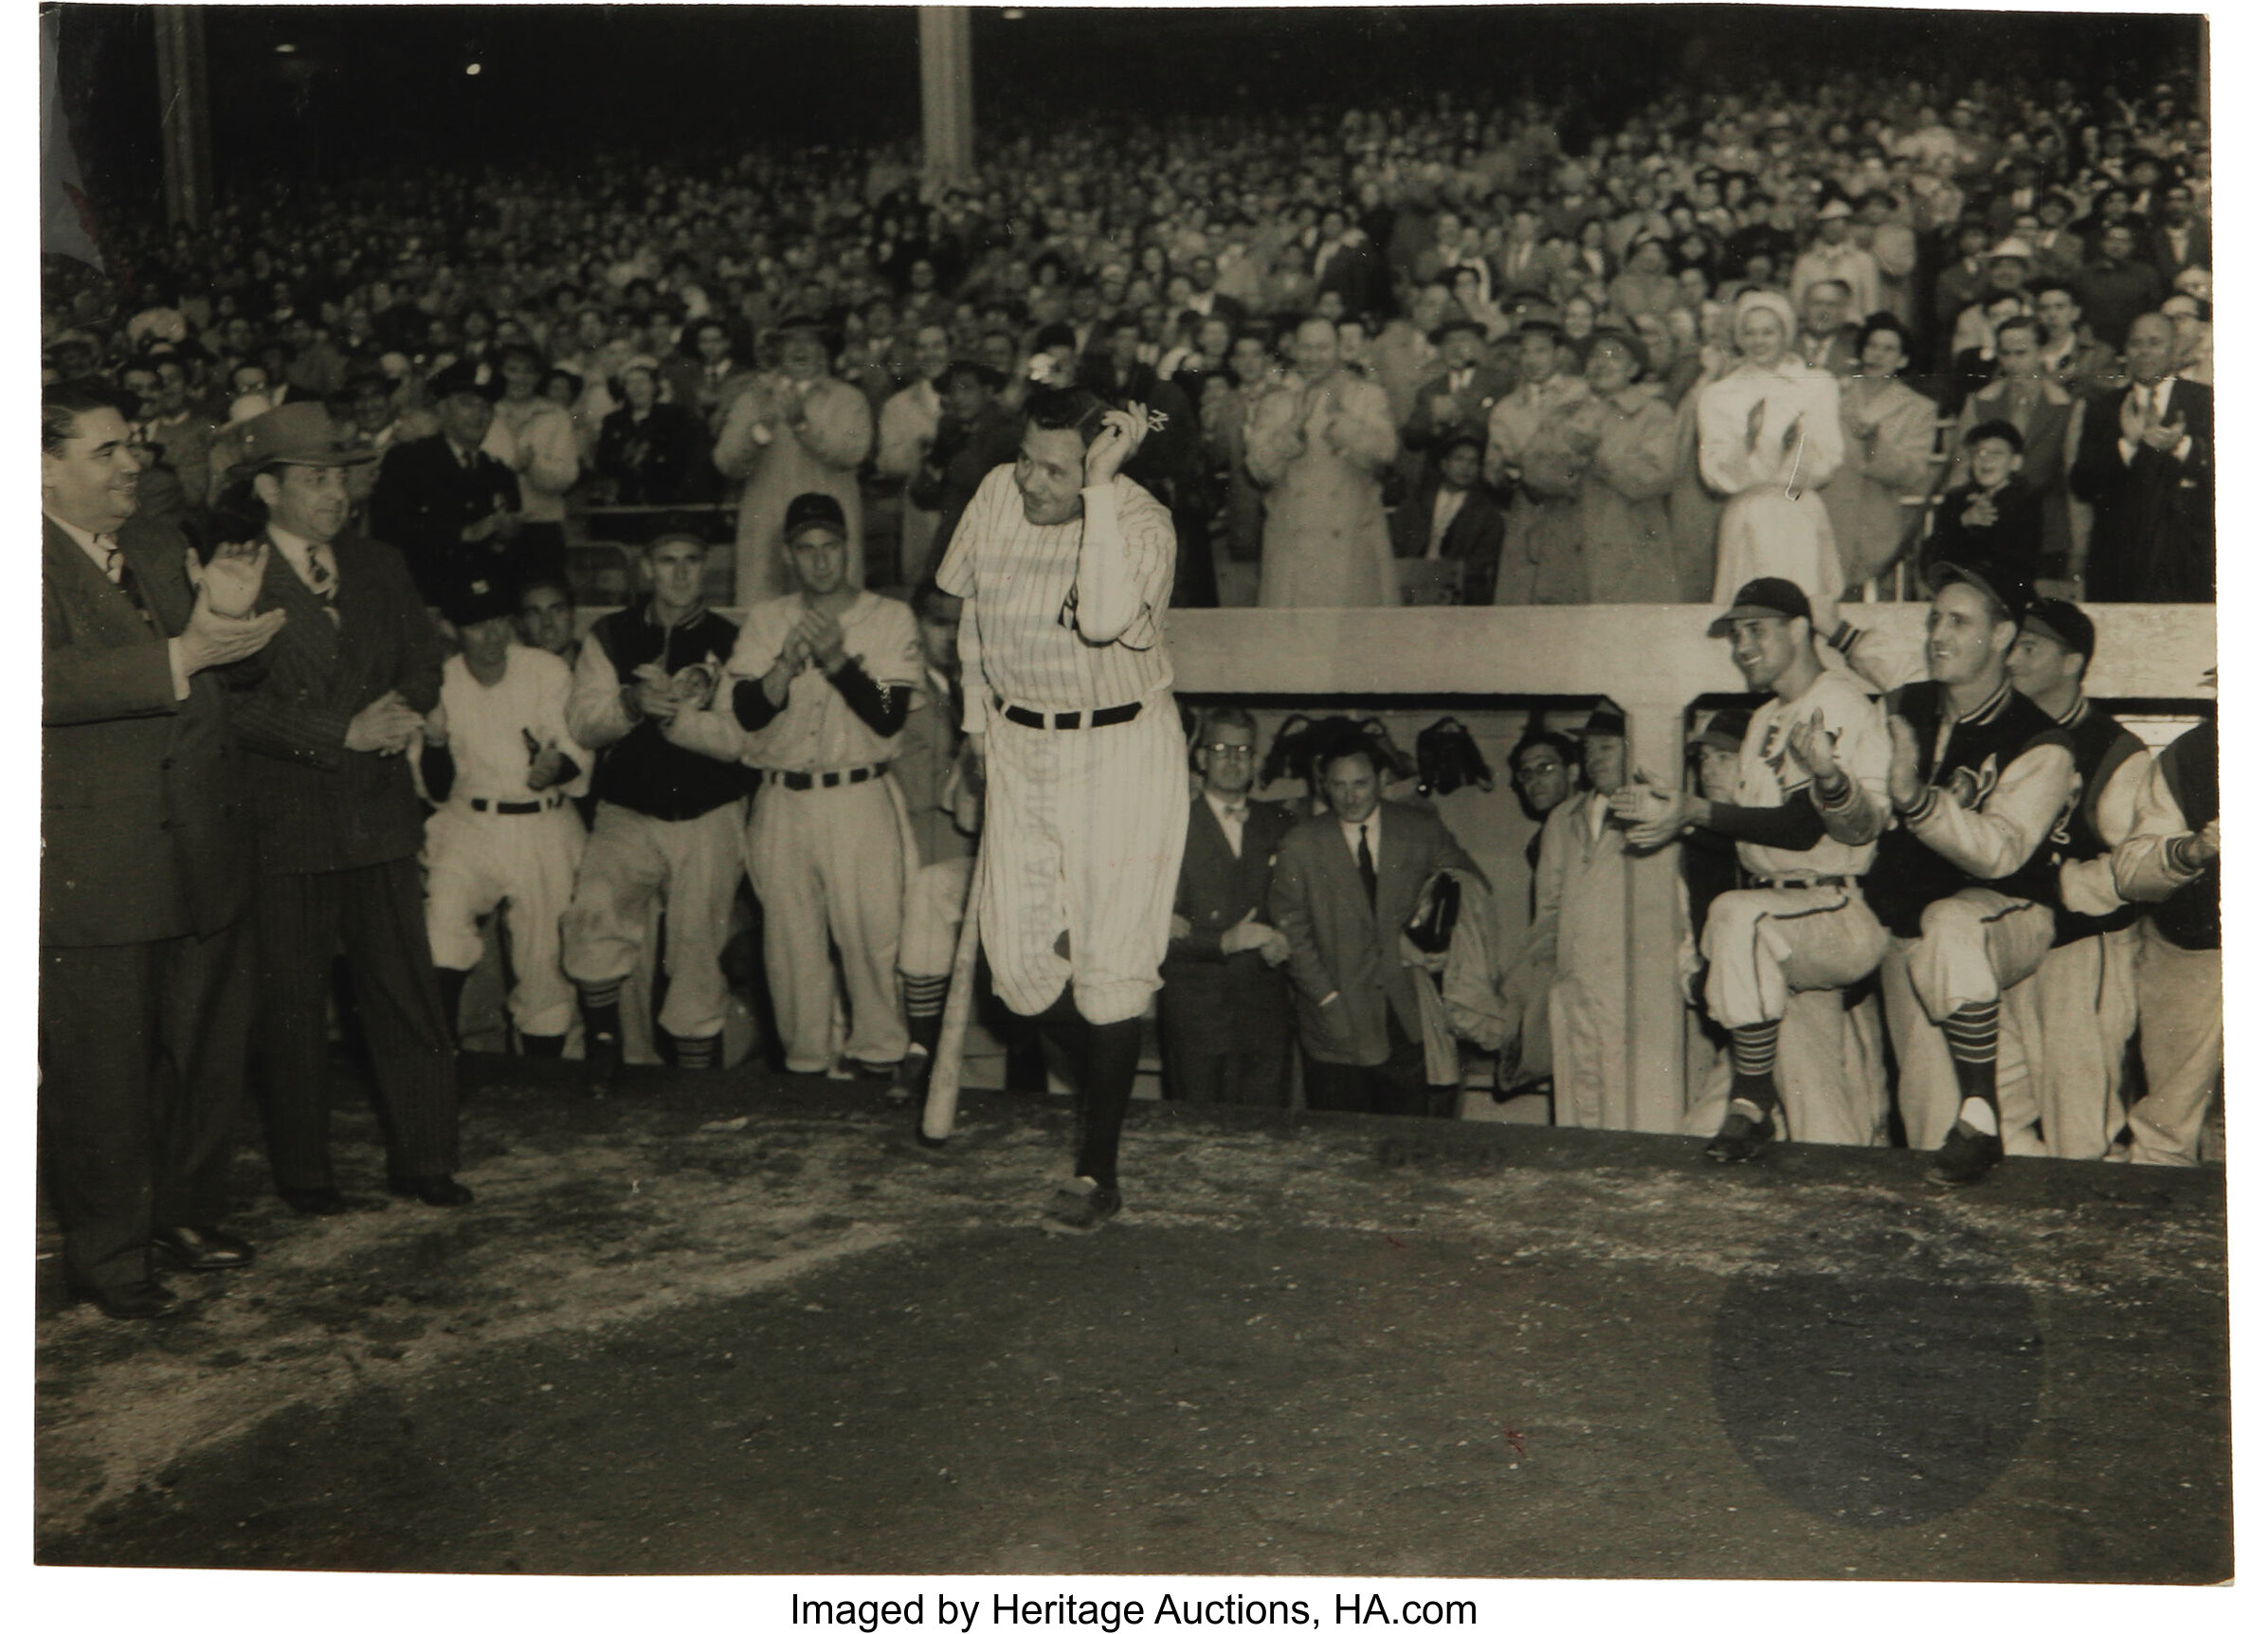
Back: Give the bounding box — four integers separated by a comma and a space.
1924, 556, 2031, 626
1691, 707, 1753, 754
443, 572, 517, 629
1707, 577, 1810, 638
2023, 597, 2096, 662
783, 491, 848, 543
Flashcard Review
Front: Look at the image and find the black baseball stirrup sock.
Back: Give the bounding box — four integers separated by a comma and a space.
1727, 1020, 1781, 1117
1943, 1000, 2001, 1118
1075, 1017, 1143, 1191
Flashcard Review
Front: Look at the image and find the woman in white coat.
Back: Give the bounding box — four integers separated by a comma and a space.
1698, 289, 1846, 627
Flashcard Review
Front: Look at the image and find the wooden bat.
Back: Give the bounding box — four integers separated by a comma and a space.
918, 841, 987, 1147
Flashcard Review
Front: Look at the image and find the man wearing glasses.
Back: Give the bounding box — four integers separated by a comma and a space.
1158, 707, 1297, 1107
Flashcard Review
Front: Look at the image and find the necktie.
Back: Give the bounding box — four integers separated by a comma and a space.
1356, 825, 1378, 908
96, 535, 120, 583
307, 543, 341, 624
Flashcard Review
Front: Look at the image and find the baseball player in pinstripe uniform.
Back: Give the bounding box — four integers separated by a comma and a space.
671, 493, 922, 1078
935, 385, 1186, 1231
1614, 578, 1893, 1161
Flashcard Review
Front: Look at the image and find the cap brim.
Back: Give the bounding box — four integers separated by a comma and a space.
1706, 603, 1795, 638
1923, 559, 2016, 617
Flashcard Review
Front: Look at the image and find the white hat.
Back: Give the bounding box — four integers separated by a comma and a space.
1816, 198, 1855, 220
1987, 237, 2035, 261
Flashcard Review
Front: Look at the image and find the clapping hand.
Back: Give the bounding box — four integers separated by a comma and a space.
1886, 715, 1924, 808
1610, 769, 1695, 852
1786, 708, 1842, 786
2140, 408, 2187, 455
1744, 396, 1768, 450
1782, 411, 1805, 452
796, 605, 847, 672
346, 690, 423, 755
187, 538, 271, 619
630, 661, 680, 720
1082, 399, 1151, 486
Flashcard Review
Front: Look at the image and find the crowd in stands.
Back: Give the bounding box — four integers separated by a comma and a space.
39, 59, 2222, 1316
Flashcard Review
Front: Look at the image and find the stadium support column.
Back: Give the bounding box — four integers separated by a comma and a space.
154, 5, 212, 228
918, 6, 975, 183
1622, 703, 1686, 1133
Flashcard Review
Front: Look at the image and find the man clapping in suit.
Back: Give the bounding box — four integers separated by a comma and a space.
41, 380, 284, 1318
1159, 707, 1298, 1107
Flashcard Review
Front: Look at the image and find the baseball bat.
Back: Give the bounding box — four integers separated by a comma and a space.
918, 841, 987, 1146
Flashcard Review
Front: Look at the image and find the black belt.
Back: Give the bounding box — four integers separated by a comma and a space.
467, 795, 561, 814
998, 699, 1143, 730
764, 763, 889, 791
1759, 875, 1856, 890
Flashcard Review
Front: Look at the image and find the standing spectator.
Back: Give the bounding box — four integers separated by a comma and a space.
1946, 239, 2037, 362
1542, 331, 1678, 603
142, 354, 215, 511
1496, 727, 1581, 1095
1485, 319, 1589, 604
874, 323, 953, 586
369, 363, 522, 609
1206, 327, 1276, 571
2033, 281, 2119, 398
1792, 279, 1861, 375
2111, 718, 2220, 1167
228, 404, 471, 1211
561, 534, 759, 1089
912, 361, 1021, 580
1699, 290, 1846, 628
41, 381, 283, 1317
593, 360, 705, 506
666, 318, 750, 439
715, 318, 874, 602
1923, 421, 2044, 588
1789, 199, 1881, 318
482, 344, 581, 583
1247, 317, 1398, 608
1270, 721, 1482, 1118
1161, 707, 1297, 1108
1854, 191, 1917, 324
1822, 315, 1938, 589
2147, 181, 2209, 286
1388, 432, 1505, 605
2075, 224, 2167, 362
1400, 318, 1504, 457
2068, 312, 2212, 601
1949, 317, 2083, 574
418, 577, 589, 1054
670, 494, 918, 1079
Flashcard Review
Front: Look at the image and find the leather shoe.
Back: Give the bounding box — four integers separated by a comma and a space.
1703, 1104, 1777, 1164
71, 1279, 180, 1321
389, 1173, 474, 1207
278, 1184, 350, 1215
152, 1224, 255, 1272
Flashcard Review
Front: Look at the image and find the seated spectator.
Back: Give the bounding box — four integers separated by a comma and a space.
516, 574, 583, 667
1389, 432, 1504, 604
594, 360, 706, 505
1923, 420, 2043, 588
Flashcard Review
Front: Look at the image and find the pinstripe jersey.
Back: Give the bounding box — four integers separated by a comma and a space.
934, 466, 1175, 725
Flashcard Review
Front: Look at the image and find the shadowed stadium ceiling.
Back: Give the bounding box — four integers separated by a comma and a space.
56, 5, 2201, 196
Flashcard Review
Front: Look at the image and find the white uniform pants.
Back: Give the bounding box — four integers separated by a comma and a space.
976, 700, 1188, 1025
562, 800, 746, 1042
2128, 920, 2222, 1167
1701, 883, 1889, 1027
1879, 889, 2053, 1151
2030, 926, 2141, 1160
746, 776, 909, 1074
899, 854, 974, 980
424, 801, 586, 1037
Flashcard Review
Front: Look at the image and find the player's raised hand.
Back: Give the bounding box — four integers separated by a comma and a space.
1886, 715, 1924, 808
1787, 708, 1840, 782
1082, 400, 1150, 487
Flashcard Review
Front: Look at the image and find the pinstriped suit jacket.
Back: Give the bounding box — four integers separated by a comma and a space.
233, 530, 445, 875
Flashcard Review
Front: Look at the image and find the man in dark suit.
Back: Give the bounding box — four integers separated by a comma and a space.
2069, 312, 2213, 603
1389, 433, 1507, 604
1401, 319, 1513, 463
227, 403, 473, 1211
1270, 721, 1483, 1118
41, 380, 286, 1318
2148, 183, 2209, 287
1159, 708, 1297, 1107
369, 361, 523, 608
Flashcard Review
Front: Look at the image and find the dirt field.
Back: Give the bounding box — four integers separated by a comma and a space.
34, 1060, 2231, 1582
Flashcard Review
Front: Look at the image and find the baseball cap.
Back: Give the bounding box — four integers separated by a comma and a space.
442, 572, 517, 629
2023, 597, 2096, 662
783, 491, 848, 543
1691, 707, 1752, 754
1816, 198, 1855, 220
1924, 556, 2032, 626
1707, 576, 1810, 638
1986, 236, 2035, 262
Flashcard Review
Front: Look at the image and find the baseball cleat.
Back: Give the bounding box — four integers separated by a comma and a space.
1703, 1104, 1776, 1164
1925, 1120, 2005, 1188
1042, 1176, 1123, 1233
